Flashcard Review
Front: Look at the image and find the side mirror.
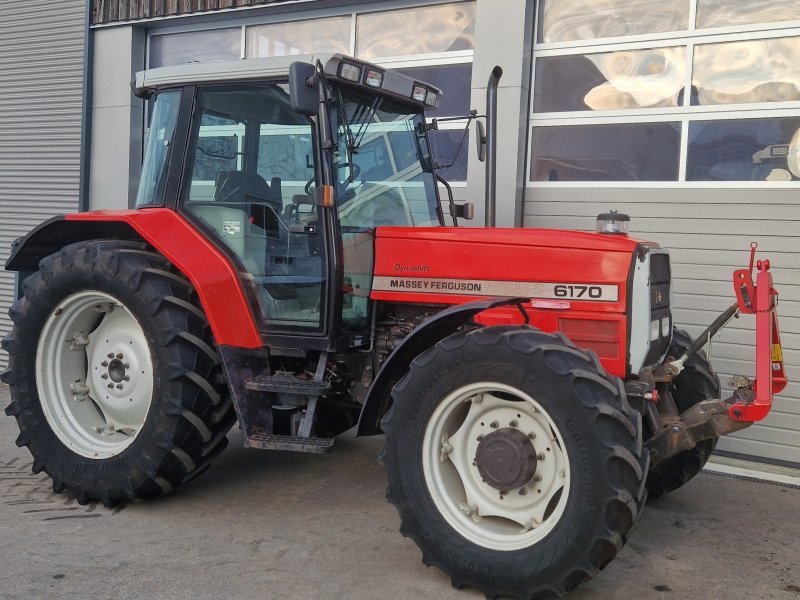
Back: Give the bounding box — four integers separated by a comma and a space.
289, 62, 319, 116
476, 120, 487, 162
450, 202, 475, 220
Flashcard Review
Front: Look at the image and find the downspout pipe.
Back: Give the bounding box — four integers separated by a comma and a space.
485, 66, 503, 227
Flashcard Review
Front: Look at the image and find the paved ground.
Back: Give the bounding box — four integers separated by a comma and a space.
0, 383, 798, 600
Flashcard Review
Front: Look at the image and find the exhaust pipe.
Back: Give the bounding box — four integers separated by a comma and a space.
485, 66, 503, 227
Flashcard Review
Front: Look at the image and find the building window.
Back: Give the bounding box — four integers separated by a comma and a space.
530, 0, 800, 184
149, 29, 242, 68
245, 16, 351, 58
355, 2, 475, 60
146, 1, 475, 182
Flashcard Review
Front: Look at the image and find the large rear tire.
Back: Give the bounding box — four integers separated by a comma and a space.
382, 326, 648, 599
1, 240, 236, 505
646, 328, 721, 499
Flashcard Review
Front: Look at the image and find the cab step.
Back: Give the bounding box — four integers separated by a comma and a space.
245, 371, 330, 395
245, 433, 334, 453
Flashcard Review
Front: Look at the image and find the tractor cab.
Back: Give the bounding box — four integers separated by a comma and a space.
134, 54, 448, 350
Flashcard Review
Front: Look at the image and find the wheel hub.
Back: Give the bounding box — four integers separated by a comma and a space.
107, 358, 127, 384
475, 428, 538, 491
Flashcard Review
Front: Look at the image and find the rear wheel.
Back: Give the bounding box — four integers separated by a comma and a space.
646, 328, 721, 499
382, 326, 648, 599
2, 240, 236, 505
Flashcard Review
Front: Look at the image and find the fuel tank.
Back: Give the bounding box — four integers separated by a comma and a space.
369, 226, 671, 378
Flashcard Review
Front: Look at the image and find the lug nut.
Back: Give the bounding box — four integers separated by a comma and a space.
519, 488, 528, 496
101, 361, 109, 367
509, 420, 518, 428
107, 383, 114, 389
116, 384, 123, 390
537, 453, 546, 461
123, 375, 130, 382
107, 353, 114, 359
101, 374, 108, 380
527, 432, 536, 440
116, 353, 124, 360
490, 421, 499, 429
124, 363, 130, 369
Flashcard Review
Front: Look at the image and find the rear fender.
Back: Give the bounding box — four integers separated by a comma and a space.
5, 210, 262, 349
356, 296, 528, 436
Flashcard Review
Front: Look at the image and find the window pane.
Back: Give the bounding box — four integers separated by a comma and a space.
149, 29, 241, 68
687, 118, 800, 181
430, 129, 470, 181
697, 0, 800, 29
356, 2, 476, 60
538, 0, 690, 43
530, 123, 681, 181
693, 37, 800, 106
245, 17, 351, 58
535, 47, 685, 112
395, 63, 472, 117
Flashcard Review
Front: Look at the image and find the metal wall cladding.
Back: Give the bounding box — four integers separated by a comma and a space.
0, 0, 85, 370
92, 0, 293, 24
525, 188, 800, 466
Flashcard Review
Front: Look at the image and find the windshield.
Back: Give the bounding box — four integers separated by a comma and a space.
333, 89, 442, 228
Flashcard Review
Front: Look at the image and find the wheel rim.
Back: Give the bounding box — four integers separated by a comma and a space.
422, 382, 571, 552
35, 291, 154, 459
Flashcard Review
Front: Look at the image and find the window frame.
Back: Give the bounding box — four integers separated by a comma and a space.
529, 0, 800, 188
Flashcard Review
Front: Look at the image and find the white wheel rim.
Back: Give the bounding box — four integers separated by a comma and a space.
422, 382, 571, 552
35, 291, 154, 459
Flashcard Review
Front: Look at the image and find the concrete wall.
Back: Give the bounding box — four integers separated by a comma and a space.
89, 26, 146, 210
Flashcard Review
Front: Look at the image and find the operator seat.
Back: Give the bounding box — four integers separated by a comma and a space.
213, 170, 282, 214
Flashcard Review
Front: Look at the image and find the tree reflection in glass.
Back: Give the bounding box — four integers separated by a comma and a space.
539, 0, 689, 43
697, 0, 800, 29
535, 48, 685, 112
693, 37, 800, 106
356, 3, 475, 60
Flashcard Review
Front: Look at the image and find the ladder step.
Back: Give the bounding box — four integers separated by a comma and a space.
246, 433, 334, 453
245, 371, 330, 394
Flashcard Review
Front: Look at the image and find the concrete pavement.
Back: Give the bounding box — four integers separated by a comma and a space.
0, 383, 798, 600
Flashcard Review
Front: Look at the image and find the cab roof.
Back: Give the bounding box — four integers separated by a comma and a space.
134, 54, 331, 95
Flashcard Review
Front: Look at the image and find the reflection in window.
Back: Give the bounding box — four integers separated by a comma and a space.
687, 118, 800, 181
149, 29, 241, 68
245, 17, 351, 58
395, 63, 472, 118
538, 0, 689, 43
530, 122, 681, 181
693, 38, 800, 106
697, 0, 800, 29
430, 130, 469, 182
534, 47, 685, 112
356, 2, 476, 60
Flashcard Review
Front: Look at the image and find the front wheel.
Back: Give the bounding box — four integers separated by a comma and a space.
646, 328, 721, 498
382, 327, 648, 599
2, 240, 236, 505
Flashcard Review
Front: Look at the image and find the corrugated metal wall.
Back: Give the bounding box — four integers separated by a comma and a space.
92, 0, 293, 24
0, 0, 86, 370
525, 188, 800, 466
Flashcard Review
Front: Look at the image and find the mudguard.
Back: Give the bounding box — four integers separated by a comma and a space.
356, 296, 529, 436
5, 210, 262, 349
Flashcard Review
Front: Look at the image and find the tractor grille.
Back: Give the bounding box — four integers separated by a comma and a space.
645, 252, 672, 366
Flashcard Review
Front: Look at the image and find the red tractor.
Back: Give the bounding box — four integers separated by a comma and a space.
1, 54, 787, 598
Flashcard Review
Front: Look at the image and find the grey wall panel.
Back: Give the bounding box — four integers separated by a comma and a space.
525, 187, 800, 465
0, 0, 86, 370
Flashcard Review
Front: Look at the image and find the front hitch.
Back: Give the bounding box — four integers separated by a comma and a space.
647, 243, 787, 465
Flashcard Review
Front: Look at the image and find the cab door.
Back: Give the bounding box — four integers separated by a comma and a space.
180, 84, 331, 338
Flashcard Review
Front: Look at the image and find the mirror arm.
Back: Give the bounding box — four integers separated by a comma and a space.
435, 173, 459, 227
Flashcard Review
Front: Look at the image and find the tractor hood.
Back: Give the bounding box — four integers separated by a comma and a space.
370, 226, 650, 314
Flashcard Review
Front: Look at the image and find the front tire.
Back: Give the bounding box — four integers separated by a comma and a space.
646, 328, 721, 498
382, 326, 648, 599
2, 240, 236, 505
